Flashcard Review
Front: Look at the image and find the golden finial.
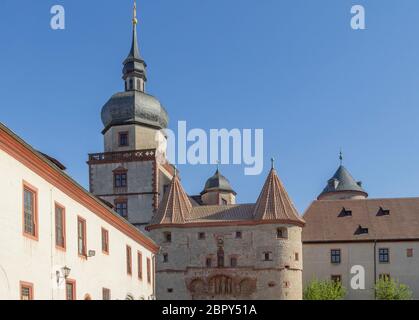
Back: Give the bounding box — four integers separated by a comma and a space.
132, 1, 138, 25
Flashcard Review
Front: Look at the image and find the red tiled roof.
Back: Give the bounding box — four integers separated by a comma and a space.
254, 169, 305, 225
303, 198, 419, 242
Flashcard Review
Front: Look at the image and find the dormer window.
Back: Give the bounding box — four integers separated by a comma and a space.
119, 132, 129, 147
355, 225, 369, 235
339, 207, 352, 217
377, 207, 390, 216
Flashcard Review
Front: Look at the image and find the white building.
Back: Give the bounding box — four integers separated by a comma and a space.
303, 163, 419, 299
0, 123, 159, 300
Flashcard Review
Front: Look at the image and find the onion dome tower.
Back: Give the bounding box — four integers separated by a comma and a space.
200, 167, 237, 205
100, 1, 168, 152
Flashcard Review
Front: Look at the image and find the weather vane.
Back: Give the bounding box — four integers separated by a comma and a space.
339, 149, 343, 166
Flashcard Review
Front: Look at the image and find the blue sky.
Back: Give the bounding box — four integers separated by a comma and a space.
1, 0, 419, 213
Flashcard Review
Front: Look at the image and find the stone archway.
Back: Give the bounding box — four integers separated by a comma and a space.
209, 275, 233, 296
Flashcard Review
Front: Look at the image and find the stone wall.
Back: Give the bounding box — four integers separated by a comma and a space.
150, 224, 303, 300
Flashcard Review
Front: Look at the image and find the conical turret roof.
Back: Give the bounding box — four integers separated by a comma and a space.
253, 168, 305, 225
318, 165, 367, 199
150, 174, 192, 225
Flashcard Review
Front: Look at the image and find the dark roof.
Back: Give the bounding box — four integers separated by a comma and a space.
319, 165, 367, 199
201, 169, 236, 195
303, 198, 419, 242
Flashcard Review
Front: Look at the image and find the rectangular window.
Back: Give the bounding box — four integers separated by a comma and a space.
114, 173, 127, 188
126, 245, 132, 275
66, 279, 76, 300
115, 201, 128, 218
119, 132, 129, 147
138, 251, 143, 280
101, 228, 109, 254
55, 203, 66, 249
102, 288, 111, 300
230, 257, 238, 267
23, 183, 38, 239
206, 257, 212, 268
331, 249, 341, 264
77, 217, 87, 257
147, 258, 151, 284
164, 232, 172, 243
163, 253, 169, 263
198, 232, 206, 240
235, 231, 242, 239
20, 282, 34, 300
407, 248, 413, 258
264, 252, 273, 261
295, 252, 299, 261
379, 248, 390, 263
331, 275, 342, 283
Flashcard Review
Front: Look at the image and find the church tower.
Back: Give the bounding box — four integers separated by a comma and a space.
88, 2, 174, 229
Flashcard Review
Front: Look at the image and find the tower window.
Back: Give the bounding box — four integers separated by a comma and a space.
277, 227, 288, 239
264, 252, 273, 261
119, 132, 129, 147
295, 252, 299, 261
230, 257, 238, 267
114, 172, 127, 188
206, 257, 212, 268
164, 232, 172, 243
163, 253, 169, 263
129, 79, 134, 90
217, 247, 225, 268
198, 232, 206, 240
115, 201, 128, 218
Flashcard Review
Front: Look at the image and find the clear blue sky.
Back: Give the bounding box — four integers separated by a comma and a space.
1, 0, 419, 213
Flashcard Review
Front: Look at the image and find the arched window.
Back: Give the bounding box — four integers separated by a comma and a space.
217, 247, 224, 268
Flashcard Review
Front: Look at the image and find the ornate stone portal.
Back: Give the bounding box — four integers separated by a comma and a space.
188, 275, 257, 300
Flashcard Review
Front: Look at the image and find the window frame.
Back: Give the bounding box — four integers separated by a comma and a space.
65, 279, 77, 300
230, 256, 238, 267
20, 281, 34, 300
331, 249, 341, 264
102, 288, 111, 300
114, 199, 128, 218
55, 202, 66, 251
118, 131, 129, 147
146, 258, 151, 284
77, 216, 87, 258
379, 248, 390, 264
137, 251, 143, 280
126, 245, 132, 276
407, 248, 414, 258
101, 228, 109, 254
114, 171, 128, 188
198, 232, 206, 240
22, 181, 38, 241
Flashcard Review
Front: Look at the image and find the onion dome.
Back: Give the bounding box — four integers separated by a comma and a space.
201, 169, 236, 195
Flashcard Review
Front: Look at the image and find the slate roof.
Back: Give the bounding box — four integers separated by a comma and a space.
201, 169, 236, 195
303, 198, 419, 242
319, 165, 367, 199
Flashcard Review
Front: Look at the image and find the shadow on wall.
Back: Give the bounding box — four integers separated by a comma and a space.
0, 265, 11, 299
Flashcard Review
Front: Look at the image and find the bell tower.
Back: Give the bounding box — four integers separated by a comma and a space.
88, 1, 174, 229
